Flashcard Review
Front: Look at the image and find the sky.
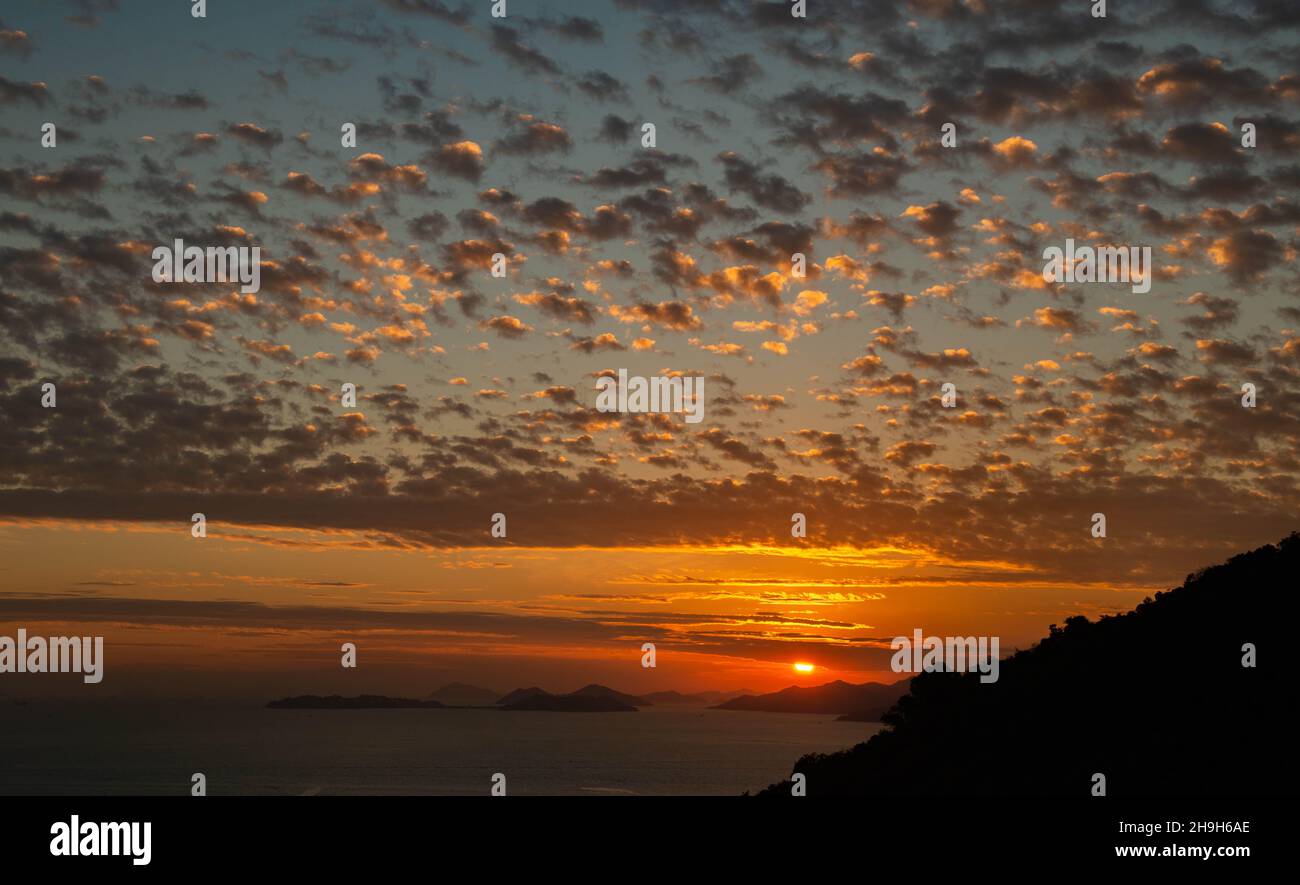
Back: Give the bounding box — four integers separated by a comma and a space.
0, 0, 1297, 698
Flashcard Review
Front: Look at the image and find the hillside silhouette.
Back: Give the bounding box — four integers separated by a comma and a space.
759, 534, 1293, 797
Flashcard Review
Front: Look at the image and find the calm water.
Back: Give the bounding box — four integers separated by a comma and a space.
0, 700, 882, 796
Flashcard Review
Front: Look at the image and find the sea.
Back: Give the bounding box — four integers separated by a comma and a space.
0, 699, 883, 796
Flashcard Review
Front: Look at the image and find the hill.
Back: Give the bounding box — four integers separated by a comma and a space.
496, 684, 648, 707
569, 684, 650, 706
496, 686, 548, 705
758, 534, 1293, 797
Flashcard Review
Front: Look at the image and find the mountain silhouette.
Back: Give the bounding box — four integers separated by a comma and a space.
758, 534, 1293, 797
569, 684, 650, 706
496, 686, 548, 705
496, 684, 649, 708
715, 679, 910, 715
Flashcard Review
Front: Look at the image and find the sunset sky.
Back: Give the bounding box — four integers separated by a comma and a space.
1, 0, 1297, 698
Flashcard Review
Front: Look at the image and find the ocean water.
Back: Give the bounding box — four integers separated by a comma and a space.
0, 700, 883, 796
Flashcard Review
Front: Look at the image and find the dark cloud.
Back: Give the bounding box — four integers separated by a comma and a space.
576, 70, 629, 102
812, 151, 909, 197
0, 21, 33, 58
428, 140, 486, 182
490, 24, 562, 76
689, 53, 761, 95
0, 75, 49, 106
716, 151, 810, 214
226, 122, 284, 150
380, 0, 471, 24
494, 120, 573, 156
538, 15, 603, 42
596, 114, 634, 144
0, 162, 106, 201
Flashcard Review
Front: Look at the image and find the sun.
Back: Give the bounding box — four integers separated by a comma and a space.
793, 662, 815, 673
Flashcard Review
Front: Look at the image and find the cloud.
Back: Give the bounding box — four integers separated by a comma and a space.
716, 151, 811, 214
0, 75, 48, 106
490, 24, 561, 76
494, 121, 573, 156
428, 140, 486, 182
479, 315, 533, 339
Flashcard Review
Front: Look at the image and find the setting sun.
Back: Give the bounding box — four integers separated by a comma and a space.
793, 663, 815, 673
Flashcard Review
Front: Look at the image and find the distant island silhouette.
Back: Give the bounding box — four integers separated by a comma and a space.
268, 678, 928, 717
757, 533, 1293, 797
715, 679, 910, 717
493, 684, 642, 711
269, 684, 657, 712
494, 684, 649, 708
568, 684, 650, 706
270, 682, 912, 715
